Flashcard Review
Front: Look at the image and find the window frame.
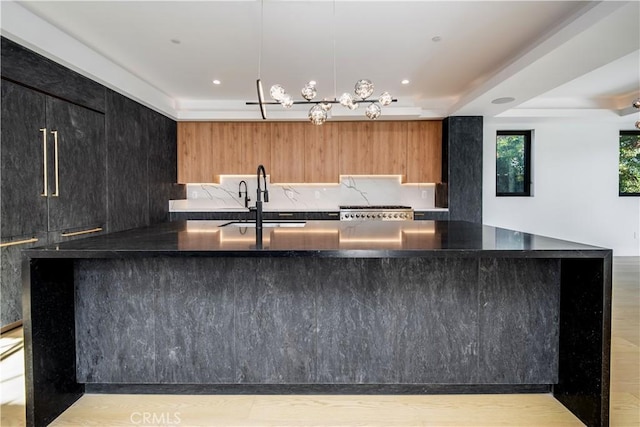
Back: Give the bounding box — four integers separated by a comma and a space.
495, 130, 532, 197
619, 130, 640, 197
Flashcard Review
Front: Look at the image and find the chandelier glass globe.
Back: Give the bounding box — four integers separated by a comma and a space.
281, 94, 294, 108
339, 92, 353, 107
354, 79, 374, 99
378, 91, 392, 106
633, 98, 640, 109
301, 82, 317, 101
270, 84, 286, 102
309, 104, 327, 125
365, 103, 381, 119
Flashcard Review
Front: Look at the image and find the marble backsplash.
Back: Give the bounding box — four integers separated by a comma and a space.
170, 176, 437, 211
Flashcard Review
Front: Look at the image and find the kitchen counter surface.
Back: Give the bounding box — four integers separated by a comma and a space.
24, 219, 609, 259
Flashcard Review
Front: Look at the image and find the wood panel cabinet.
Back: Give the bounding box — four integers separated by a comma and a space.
339, 122, 373, 175
178, 120, 442, 184
407, 121, 442, 183
241, 122, 271, 175
339, 122, 407, 176
270, 122, 305, 183
212, 122, 243, 176
371, 122, 407, 175
178, 122, 215, 182
305, 123, 339, 183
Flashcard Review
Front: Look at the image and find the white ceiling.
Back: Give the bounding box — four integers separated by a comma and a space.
1, 0, 639, 122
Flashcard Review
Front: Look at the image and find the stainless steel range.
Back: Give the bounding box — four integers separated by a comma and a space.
339, 205, 414, 221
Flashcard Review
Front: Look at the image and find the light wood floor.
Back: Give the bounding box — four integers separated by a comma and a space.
2, 257, 638, 426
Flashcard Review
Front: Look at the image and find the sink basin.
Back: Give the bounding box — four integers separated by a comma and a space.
221, 221, 306, 228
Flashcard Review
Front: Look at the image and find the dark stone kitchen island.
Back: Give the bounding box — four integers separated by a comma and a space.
23, 220, 612, 426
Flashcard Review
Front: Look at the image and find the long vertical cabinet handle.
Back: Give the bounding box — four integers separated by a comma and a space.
39, 128, 48, 197
51, 130, 60, 197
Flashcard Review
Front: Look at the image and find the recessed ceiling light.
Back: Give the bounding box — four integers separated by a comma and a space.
212, 79, 221, 85
491, 97, 515, 104
401, 79, 410, 85
431, 36, 442, 42
170, 39, 181, 45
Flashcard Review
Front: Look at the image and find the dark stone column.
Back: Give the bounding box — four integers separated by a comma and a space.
443, 116, 483, 223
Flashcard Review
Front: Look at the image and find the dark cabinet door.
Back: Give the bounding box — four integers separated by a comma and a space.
0, 79, 48, 238
46, 97, 106, 232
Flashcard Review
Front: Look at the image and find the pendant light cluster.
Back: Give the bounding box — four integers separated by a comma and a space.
267, 79, 395, 125
249, 0, 396, 125
633, 97, 640, 130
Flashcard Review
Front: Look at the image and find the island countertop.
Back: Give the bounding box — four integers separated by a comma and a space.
24, 220, 610, 258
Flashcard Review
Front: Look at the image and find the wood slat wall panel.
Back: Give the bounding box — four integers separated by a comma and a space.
241, 122, 271, 175
372, 122, 407, 176
211, 123, 243, 178
178, 122, 214, 183
407, 121, 442, 183
270, 122, 305, 183
178, 121, 443, 184
305, 123, 339, 183
339, 122, 373, 175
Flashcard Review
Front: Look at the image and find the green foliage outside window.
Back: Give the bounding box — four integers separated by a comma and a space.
619, 131, 640, 195
497, 132, 530, 196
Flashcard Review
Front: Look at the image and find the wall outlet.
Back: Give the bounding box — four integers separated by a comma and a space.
315, 190, 320, 199
421, 190, 428, 199
286, 190, 294, 199
190, 191, 198, 199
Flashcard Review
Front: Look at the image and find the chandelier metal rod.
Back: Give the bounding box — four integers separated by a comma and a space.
247, 98, 398, 106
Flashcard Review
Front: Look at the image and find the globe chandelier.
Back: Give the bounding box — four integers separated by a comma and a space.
248, 0, 397, 125
266, 80, 396, 125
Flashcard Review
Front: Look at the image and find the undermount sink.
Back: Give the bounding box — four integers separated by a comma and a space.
221, 221, 306, 228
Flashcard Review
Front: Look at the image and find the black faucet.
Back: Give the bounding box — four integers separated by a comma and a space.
238, 180, 250, 208
255, 164, 269, 245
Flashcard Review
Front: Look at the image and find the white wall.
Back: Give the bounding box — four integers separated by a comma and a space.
483, 116, 640, 256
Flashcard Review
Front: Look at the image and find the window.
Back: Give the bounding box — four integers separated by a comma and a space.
496, 130, 531, 196
619, 130, 640, 196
